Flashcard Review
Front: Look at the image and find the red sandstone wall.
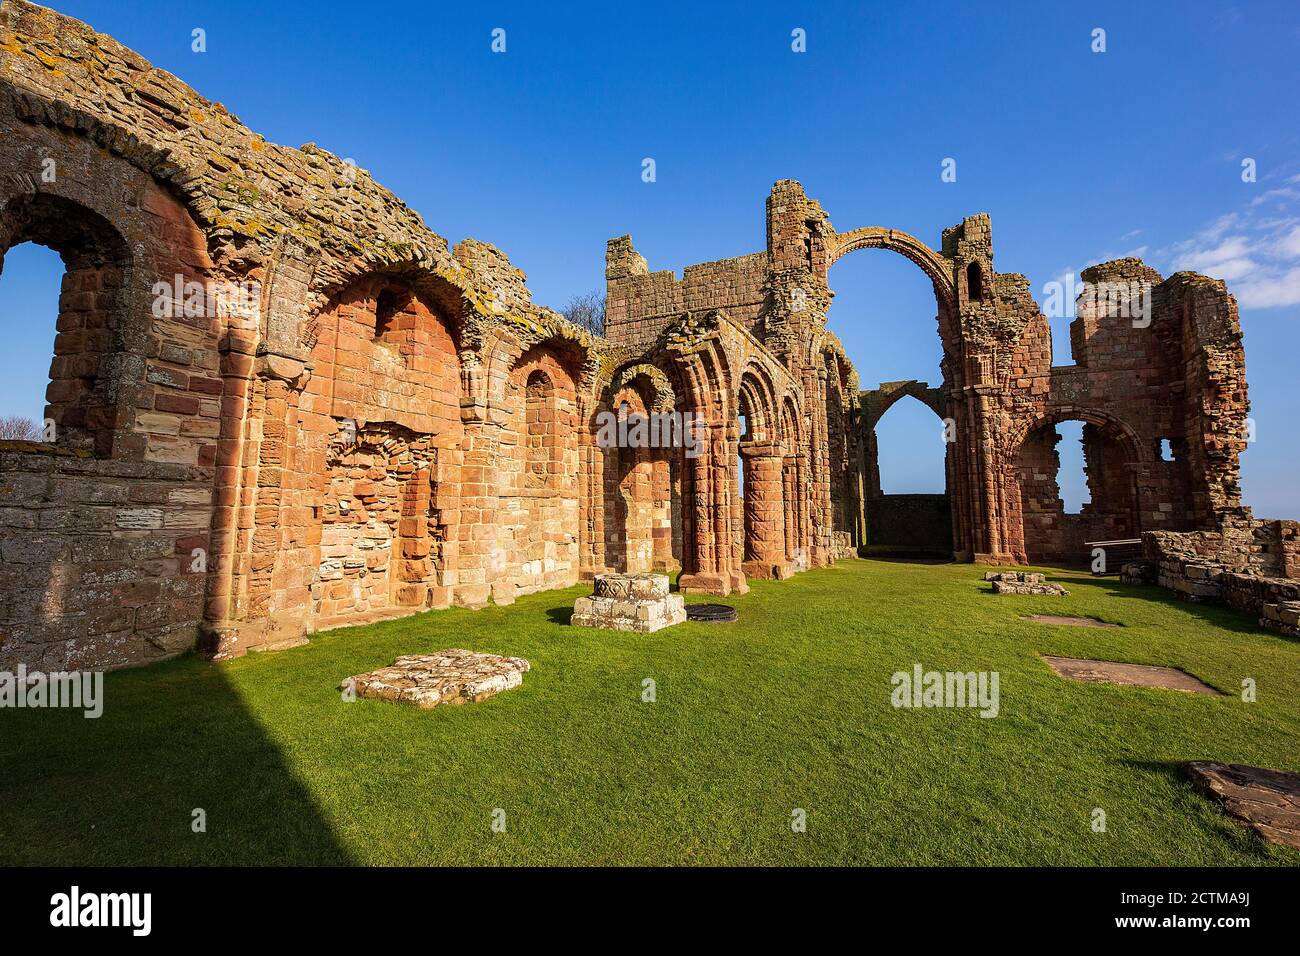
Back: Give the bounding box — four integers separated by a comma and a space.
0, 123, 221, 671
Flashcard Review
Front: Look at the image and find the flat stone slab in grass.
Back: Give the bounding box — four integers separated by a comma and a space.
1186, 761, 1300, 851
1024, 615, 1120, 628
341, 649, 530, 708
1041, 655, 1221, 695
984, 571, 1069, 596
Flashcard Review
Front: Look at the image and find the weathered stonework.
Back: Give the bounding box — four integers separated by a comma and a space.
1186, 761, 1300, 851
341, 649, 530, 708
0, 1, 1283, 671
985, 571, 1069, 596
1042, 655, 1220, 695
572, 572, 686, 633
1123, 521, 1300, 638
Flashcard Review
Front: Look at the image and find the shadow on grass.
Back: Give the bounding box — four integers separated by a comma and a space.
546, 606, 573, 626
1081, 577, 1272, 637
1117, 757, 1191, 787
974, 565, 1275, 639
0, 654, 352, 865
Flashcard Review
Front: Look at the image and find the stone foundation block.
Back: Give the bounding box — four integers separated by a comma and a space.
985, 571, 1069, 596
572, 573, 686, 633
341, 649, 530, 708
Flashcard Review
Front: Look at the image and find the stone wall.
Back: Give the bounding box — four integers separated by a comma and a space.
1124, 521, 1300, 637
0, 445, 210, 671
0, 0, 1278, 670
863, 495, 952, 555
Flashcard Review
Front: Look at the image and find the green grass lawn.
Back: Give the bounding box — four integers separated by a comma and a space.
3, 559, 1299, 866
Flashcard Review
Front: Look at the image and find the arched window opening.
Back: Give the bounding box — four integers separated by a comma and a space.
1016, 417, 1140, 565
525, 369, 555, 491
0, 194, 131, 456
874, 395, 946, 495
862, 394, 952, 556
966, 261, 983, 301
374, 286, 409, 340
0, 242, 63, 440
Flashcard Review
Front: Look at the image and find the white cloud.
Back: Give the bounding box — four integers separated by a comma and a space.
1235, 266, 1300, 309
1159, 183, 1300, 310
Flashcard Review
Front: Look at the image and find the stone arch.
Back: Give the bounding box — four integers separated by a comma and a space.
664, 334, 747, 595
286, 269, 465, 629
1007, 405, 1148, 465
822, 226, 963, 391
0, 192, 133, 456
779, 393, 803, 452
737, 364, 779, 442
736, 365, 787, 579
609, 362, 676, 412
499, 343, 581, 594
307, 271, 463, 432
0, 131, 225, 668
597, 357, 686, 576
779, 394, 810, 568
1009, 407, 1146, 565
826, 226, 958, 316
861, 379, 945, 431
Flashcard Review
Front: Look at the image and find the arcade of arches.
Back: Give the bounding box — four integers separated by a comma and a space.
0, 0, 1290, 672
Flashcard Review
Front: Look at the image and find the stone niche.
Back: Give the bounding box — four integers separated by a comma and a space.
572, 572, 686, 633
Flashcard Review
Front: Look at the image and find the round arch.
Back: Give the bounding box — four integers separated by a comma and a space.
1008, 405, 1148, 466
1009, 406, 1147, 566
737, 365, 779, 444
826, 226, 957, 315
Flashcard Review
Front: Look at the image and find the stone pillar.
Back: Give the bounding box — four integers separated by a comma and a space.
782, 454, 799, 565
200, 323, 258, 656
679, 419, 747, 595
740, 443, 790, 579
456, 417, 503, 608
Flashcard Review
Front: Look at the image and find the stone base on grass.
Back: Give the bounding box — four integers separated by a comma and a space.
985, 571, 1069, 596
341, 649, 530, 708
572, 572, 686, 633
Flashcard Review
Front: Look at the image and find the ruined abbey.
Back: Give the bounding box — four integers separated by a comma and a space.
1, 1, 1295, 672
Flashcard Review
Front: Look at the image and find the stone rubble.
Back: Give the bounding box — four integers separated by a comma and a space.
984, 571, 1069, 596
341, 648, 530, 708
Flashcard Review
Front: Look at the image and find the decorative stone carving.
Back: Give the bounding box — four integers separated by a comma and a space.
572, 573, 686, 633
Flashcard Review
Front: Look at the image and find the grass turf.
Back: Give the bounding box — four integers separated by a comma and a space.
2, 559, 1298, 866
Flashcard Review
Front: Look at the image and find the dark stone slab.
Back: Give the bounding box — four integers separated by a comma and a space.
1186, 761, 1300, 851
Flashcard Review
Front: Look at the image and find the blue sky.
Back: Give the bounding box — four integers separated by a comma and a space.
1, 0, 1297, 517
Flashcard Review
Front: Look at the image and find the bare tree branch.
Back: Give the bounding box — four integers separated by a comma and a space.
561, 288, 605, 336
0, 416, 41, 441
